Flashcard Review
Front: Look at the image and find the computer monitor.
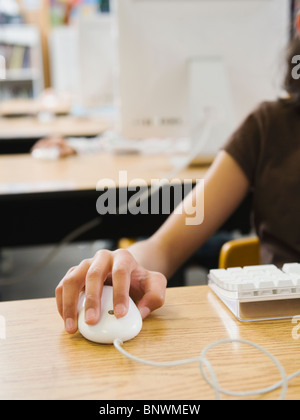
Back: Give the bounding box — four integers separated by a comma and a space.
114, 0, 290, 155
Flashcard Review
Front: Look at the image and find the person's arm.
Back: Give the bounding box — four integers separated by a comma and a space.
56, 150, 250, 333
144, 150, 250, 278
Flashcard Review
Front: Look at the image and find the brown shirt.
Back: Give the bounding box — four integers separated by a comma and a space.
223, 99, 300, 267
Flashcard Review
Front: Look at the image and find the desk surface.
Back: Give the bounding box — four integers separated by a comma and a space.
0, 285, 299, 400
0, 98, 71, 117
0, 152, 208, 192
0, 115, 110, 139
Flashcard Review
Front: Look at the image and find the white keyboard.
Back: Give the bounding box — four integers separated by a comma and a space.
208, 263, 300, 321
208, 263, 300, 301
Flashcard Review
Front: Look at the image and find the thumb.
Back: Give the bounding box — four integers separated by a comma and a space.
137, 272, 167, 319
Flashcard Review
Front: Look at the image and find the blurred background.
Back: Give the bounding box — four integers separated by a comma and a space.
0, 0, 297, 301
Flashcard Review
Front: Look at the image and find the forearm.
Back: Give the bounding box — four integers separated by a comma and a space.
130, 151, 250, 280
128, 236, 172, 277
57, 151, 250, 331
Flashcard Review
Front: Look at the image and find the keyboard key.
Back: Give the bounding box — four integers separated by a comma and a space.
243, 264, 277, 271
282, 263, 300, 275
227, 267, 243, 272
258, 280, 275, 289
208, 262, 300, 298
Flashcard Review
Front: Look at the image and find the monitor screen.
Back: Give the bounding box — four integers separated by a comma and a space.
114, 0, 290, 155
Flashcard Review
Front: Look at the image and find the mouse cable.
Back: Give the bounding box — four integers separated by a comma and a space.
0, 112, 213, 286
114, 337, 300, 400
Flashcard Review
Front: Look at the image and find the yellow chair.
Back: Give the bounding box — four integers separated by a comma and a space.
218, 236, 260, 269
118, 238, 137, 249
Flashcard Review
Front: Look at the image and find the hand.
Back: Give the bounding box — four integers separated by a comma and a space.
55, 249, 167, 334
31, 136, 76, 158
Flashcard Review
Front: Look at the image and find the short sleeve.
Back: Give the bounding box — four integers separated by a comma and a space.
222, 107, 263, 186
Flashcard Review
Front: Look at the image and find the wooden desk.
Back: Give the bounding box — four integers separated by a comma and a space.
0, 152, 251, 247
0, 152, 208, 191
0, 153, 211, 246
0, 115, 110, 140
0, 115, 111, 154
0, 152, 210, 246
0, 285, 299, 400
0, 98, 71, 117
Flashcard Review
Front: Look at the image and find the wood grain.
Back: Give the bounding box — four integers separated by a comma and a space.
0, 152, 208, 192
0, 285, 299, 400
0, 115, 110, 139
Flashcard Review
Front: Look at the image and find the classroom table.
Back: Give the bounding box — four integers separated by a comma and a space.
0, 151, 208, 191
0, 152, 211, 247
0, 285, 299, 400
0, 115, 111, 154
0, 151, 252, 248
0, 98, 71, 117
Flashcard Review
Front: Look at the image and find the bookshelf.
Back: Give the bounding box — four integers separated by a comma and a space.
0, 24, 44, 100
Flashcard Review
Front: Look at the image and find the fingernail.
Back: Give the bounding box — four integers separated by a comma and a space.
85, 308, 97, 323
114, 304, 127, 318
139, 307, 150, 319
65, 318, 75, 332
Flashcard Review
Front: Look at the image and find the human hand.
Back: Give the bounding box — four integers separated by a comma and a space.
55, 249, 167, 334
31, 136, 76, 158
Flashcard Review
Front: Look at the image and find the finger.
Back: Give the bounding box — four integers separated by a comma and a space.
57, 259, 91, 333
55, 265, 77, 318
84, 250, 113, 324
60, 145, 76, 158
55, 281, 63, 317
111, 249, 137, 318
137, 272, 167, 319
42, 136, 64, 147
30, 138, 47, 151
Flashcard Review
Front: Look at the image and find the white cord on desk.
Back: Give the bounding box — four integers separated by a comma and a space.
113, 337, 300, 400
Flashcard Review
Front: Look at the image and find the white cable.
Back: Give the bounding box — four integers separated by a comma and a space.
199, 338, 289, 399
113, 337, 300, 400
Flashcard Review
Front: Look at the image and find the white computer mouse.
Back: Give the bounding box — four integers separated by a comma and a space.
77, 285, 143, 344
31, 147, 60, 160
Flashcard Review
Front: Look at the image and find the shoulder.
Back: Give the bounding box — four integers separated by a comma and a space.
222, 100, 284, 185
252, 99, 297, 125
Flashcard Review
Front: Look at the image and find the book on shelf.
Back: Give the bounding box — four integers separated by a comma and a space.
0, 44, 31, 71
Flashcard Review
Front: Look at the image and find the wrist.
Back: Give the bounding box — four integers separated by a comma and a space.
128, 237, 171, 278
